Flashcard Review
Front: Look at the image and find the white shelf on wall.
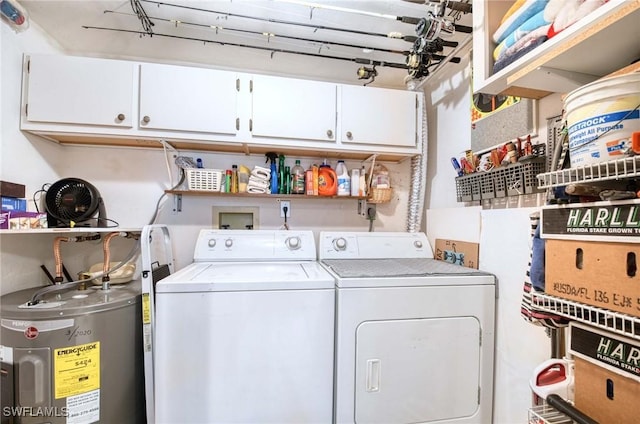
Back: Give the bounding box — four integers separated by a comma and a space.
531, 292, 640, 341
0, 227, 141, 235
537, 156, 640, 189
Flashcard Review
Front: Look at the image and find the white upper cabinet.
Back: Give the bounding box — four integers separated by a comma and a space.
472, 0, 640, 98
20, 54, 422, 160
139, 64, 238, 135
24, 54, 136, 128
339, 85, 419, 148
250, 74, 337, 142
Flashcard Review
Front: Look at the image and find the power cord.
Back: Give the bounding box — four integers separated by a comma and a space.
367, 205, 376, 232
282, 206, 289, 230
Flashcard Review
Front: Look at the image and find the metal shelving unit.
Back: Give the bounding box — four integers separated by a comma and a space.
529, 404, 576, 424
537, 156, 640, 189
531, 292, 640, 341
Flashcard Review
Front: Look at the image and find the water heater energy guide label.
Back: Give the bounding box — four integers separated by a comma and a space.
54, 342, 100, 399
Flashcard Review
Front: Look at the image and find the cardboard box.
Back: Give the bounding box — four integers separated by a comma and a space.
570, 323, 639, 424
541, 199, 640, 243
0, 180, 25, 198
0, 210, 47, 230
1, 197, 27, 211
545, 239, 640, 317
434, 239, 479, 269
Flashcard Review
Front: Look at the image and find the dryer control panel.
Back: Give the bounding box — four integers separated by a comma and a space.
319, 232, 433, 260
193, 230, 317, 261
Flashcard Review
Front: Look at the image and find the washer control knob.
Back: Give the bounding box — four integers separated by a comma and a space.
333, 237, 347, 251
208, 239, 216, 248
286, 236, 301, 250
225, 238, 233, 248
414, 240, 423, 248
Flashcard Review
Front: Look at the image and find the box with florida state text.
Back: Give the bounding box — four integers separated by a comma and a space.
570, 323, 639, 424
545, 239, 640, 317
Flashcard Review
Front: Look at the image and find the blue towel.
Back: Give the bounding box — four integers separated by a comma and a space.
530, 224, 545, 291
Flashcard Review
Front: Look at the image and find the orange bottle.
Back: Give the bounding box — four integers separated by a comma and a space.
305, 166, 315, 195
318, 163, 337, 196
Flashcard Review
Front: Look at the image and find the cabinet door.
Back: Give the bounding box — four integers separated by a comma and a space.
340, 85, 418, 148
250, 75, 337, 142
25, 55, 135, 128
139, 64, 238, 135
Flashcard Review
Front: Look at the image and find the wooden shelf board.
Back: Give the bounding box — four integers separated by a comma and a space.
166, 190, 367, 199
29, 132, 416, 163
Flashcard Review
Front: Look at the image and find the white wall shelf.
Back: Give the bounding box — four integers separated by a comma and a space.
0, 227, 140, 235
472, 0, 640, 99
537, 156, 640, 189
531, 292, 640, 341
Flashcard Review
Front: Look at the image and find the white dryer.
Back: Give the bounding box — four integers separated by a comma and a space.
154, 230, 335, 423
319, 231, 496, 424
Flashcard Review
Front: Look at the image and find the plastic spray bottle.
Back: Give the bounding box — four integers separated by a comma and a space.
278, 154, 286, 194
265, 152, 279, 194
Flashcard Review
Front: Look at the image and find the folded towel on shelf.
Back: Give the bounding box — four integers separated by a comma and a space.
247, 180, 270, 194
492, 0, 549, 44
251, 166, 271, 181
492, 10, 551, 60
246, 170, 270, 193
247, 177, 269, 189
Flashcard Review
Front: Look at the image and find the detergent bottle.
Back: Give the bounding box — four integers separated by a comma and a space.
318, 160, 337, 196
336, 160, 350, 196
265, 152, 279, 194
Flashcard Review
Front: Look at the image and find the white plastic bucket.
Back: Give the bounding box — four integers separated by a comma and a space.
565, 73, 640, 167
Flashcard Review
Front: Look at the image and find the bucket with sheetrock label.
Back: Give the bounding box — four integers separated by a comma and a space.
565, 73, 640, 167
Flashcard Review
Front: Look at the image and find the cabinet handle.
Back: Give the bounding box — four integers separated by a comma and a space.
346, 131, 353, 140
142, 115, 150, 124
327, 129, 333, 139
117, 113, 126, 122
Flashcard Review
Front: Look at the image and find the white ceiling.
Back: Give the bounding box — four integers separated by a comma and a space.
17, 0, 472, 89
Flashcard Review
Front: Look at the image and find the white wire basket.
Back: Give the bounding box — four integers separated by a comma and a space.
186, 168, 223, 191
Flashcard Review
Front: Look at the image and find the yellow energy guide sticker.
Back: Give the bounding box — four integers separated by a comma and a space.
142, 292, 151, 324
54, 342, 100, 399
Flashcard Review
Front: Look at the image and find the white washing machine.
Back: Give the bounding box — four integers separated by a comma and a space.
319, 231, 496, 424
154, 230, 335, 423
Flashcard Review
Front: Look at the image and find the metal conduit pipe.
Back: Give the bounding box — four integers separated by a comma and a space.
406, 98, 428, 233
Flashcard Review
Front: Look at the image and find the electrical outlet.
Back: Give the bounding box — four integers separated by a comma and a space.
280, 200, 291, 218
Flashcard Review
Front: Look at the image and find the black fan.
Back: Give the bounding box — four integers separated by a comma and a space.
45, 178, 107, 228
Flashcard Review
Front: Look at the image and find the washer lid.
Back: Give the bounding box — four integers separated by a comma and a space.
156, 261, 335, 292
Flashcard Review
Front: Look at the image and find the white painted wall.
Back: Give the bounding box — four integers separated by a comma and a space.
422, 44, 567, 423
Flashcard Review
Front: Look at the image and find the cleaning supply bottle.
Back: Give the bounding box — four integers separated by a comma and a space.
265, 152, 279, 194
291, 160, 305, 194
231, 165, 238, 193
336, 160, 350, 196
278, 154, 286, 194
318, 160, 337, 196
284, 166, 291, 194
350, 167, 360, 197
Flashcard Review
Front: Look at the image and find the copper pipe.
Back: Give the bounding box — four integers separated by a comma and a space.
52, 237, 71, 284
101, 232, 138, 290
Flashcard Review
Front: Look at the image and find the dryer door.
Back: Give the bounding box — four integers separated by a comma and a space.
355, 317, 481, 423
